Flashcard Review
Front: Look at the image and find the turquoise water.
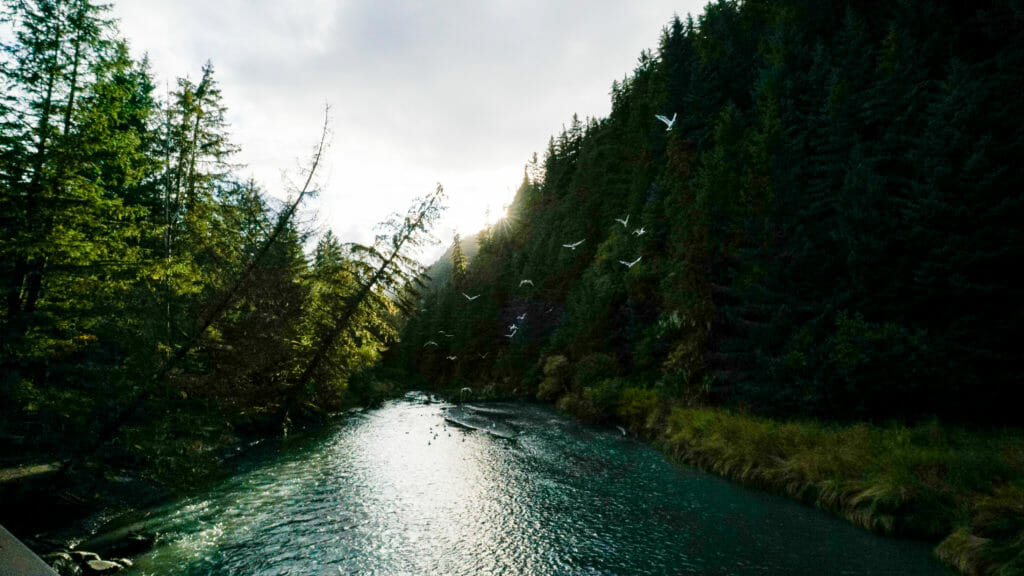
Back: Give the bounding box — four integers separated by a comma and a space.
123, 395, 949, 575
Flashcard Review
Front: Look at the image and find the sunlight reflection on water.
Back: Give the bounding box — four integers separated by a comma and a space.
123, 395, 948, 575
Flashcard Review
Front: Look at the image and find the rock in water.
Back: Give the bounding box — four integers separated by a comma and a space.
89, 532, 155, 558
45, 552, 82, 576
84, 559, 122, 574
71, 551, 101, 563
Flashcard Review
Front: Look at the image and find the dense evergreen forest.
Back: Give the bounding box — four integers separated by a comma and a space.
0, 0, 443, 484
395, 0, 1023, 427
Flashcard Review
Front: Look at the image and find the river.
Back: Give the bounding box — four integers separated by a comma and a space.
120, 394, 949, 575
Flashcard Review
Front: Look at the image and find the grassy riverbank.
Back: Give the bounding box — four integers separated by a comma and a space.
556, 385, 1022, 576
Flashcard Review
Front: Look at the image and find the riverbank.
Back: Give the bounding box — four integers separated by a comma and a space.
0, 401, 360, 572
11, 378, 1020, 575
539, 383, 1023, 576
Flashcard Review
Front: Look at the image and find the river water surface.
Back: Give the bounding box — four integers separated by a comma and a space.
122, 394, 948, 575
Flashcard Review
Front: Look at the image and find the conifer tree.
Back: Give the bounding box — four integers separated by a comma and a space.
450, 232, 467, 290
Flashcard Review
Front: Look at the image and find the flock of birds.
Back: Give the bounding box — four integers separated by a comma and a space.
563, 211, 645, 269
423, 113, 676, 362
429, 211, 647, 360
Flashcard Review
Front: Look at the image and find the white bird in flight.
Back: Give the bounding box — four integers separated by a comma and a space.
423, 341, 438, 347
563, 239, 585, 250
655, 113, 677, 131
479, 353, 488, 359
633, 227, 646, 236
446, 355, 457, 361
463, 293, 480, 301
619, 256, 642, 269
615, 215, 629, 228
516, 313, 527, 322
519, 279, 534, 287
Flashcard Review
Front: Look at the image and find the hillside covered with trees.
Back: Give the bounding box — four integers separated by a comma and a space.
396, 0, 1023, 425
391, 2, 1024, 572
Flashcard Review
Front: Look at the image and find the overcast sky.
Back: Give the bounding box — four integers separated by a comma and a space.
110, 1, 705, 255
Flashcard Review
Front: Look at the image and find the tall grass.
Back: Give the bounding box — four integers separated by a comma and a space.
597, 388, 1024, 575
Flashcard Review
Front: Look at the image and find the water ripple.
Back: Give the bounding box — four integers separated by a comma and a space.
123, 398, 948, 575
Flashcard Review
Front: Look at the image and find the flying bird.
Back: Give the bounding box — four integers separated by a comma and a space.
463, 293, 480, 301
423, 341, 438, 347
508, 323, 518, 332
479, 353, 489, 359
655, 113, 677, 131
633, 227, 646, 236
615, 215, 630, 228
446, 355, 457, 361
519, 279, 534, 287
516, 313, 527, 322
563, 239, 585, 250
619, 256, 642, 269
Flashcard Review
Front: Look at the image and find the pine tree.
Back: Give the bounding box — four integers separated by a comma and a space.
1, 0, 117, 326
450, 232, 467, 290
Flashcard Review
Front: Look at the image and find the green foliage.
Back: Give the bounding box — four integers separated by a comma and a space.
536, 355, 570, 401
449, 232, 467, 290
616, 387, 659, 424
583, 377, 624, 417
120, 402, 233, 491
572, 352, 618, 389
0, 1, 447, 489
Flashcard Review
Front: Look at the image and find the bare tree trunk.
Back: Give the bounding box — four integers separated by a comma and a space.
92, 108, 331, 443
291, 184, 443, 395
159, 108, 331, 378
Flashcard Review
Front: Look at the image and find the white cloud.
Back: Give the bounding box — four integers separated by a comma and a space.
111, 1, 705, 253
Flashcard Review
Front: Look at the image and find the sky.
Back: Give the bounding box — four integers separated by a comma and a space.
110, 1, 705, 257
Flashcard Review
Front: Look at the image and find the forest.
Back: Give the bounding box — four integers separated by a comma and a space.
397, 0, 1023, 425
1, 0, 1023, 574
0, 0, 443, 487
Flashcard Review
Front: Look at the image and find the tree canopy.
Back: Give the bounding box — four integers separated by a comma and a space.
0, 0, 445, 484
